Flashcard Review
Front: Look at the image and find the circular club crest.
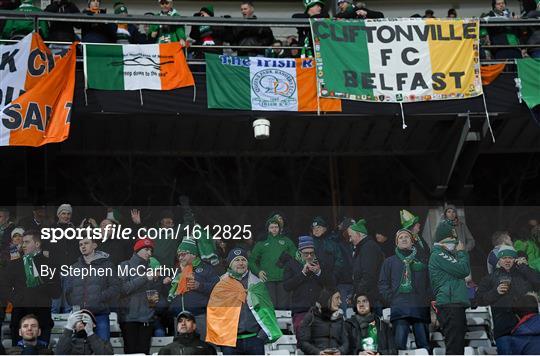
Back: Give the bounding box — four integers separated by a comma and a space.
234, 249, 242, 256
195, 267, 203, 273
252, 68, 297, 101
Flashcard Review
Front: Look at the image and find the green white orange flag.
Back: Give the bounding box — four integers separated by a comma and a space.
206, 53, 341, 112
84, 42, 194, 90
0, 33, 76, 147
206, 272, 283, 346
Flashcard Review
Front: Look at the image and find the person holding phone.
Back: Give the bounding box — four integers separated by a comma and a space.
282, 236, 334, 336
477, 245, 540, 354
55, 309, 113, 354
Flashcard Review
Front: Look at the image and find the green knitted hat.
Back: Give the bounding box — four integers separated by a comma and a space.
434, 220, 457, 242
497, 245, 517, 259
400, 209, 419, 230
149, 257, 161, 269
200, 4, 214, 16
114, 5, 128, 14
350, 218, 368, 235
304, 0, 324, 11
178, 238, 198, 256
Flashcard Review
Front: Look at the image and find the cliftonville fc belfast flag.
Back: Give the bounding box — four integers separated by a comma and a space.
205, 53, 341, 112
311, 18, 482, 103
0, 33, 76, 147
84, 42, 194, 90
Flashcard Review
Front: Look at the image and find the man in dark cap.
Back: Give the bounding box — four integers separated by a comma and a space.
310, 216, 344, 282
159, 311, 216, 354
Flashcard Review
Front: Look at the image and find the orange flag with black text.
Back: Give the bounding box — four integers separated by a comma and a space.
0, 33, 76, 147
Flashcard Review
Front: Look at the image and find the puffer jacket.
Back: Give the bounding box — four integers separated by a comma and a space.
158, 332, 216, 355
429, 245, 470, 306
55, 329, 113, 355
476, 265, 540, 338
65, 251, 120, 315
298, 308, 349, 355
118, 254, 162, 323
510, 314, 540, 354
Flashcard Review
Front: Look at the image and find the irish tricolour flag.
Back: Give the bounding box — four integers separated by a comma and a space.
84, 42, 194, 90
205, 53, 341, 112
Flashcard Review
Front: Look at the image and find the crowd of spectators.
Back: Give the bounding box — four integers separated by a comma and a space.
1, 0, 539, 60
0, 204, 539, 354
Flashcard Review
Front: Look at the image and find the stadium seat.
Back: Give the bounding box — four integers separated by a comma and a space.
382, 308, 391, 323
477, 346, 498, 355
2, 339, 11, 349
465, 331, 492, 348
398, 348, 429, 355
267, 350, 290, 355
434, 346, 476, 355
272, 334, 297, 353
110, 336, 124, 354
275, 310, 292, 318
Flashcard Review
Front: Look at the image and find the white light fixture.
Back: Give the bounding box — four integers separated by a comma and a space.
253, 118, 270, 140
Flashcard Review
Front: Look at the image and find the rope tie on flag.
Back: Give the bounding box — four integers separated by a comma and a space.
193, 84, 197, 103
482, 93, 495, 143
139, 90, 144, 106
399, 102, 407, 129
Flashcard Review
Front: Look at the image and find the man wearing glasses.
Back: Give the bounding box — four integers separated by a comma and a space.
282, 236, 335, 337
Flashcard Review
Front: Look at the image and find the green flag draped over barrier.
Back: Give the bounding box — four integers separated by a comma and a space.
516, 58, 540, 109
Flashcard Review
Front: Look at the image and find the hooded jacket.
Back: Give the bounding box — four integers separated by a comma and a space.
510, 314, 540, 354
65, 251, 120, 315
428, 245, 470, 306
351, 236, 384, 304
118, 254, 163, 323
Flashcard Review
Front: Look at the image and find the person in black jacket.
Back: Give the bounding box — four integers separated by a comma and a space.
189, 5, 227, 59
231, 1, 274, 56
378, 229, 431, 351
332, 217, 355, 313
159, 310, 216, 355
353, 1, 384, 19
292, 0, 328, 57
348, 219, 384, 307
113, 2, 146, 44
345, 293, 394, 355
81, 0, 117, 43
44, 0, 80, 42
55, 309, 113, 355
476, 245, 540, 355
65, 237, 120, 341
2, 230, 60, 346
282, 235, 334, 337
298, 288, 349, 355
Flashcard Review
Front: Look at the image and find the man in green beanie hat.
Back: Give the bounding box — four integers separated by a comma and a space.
292, 0, 328, 57
428, 220, 470, 355
348, 218, 384, 305
249, 216, 297, 309
189, 4, 226, 59
477, 245, 540, 354
400, 209, 430, 263
168, 238, 219, 341
1, 0, 48, 40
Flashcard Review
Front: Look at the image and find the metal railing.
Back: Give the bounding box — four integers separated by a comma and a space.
1, 10, 539, 65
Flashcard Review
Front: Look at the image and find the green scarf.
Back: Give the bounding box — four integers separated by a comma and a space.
395, 247, 426, 293
167, 257, 201, 302
227, 268, 248, 281
22, 252, 42, 288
